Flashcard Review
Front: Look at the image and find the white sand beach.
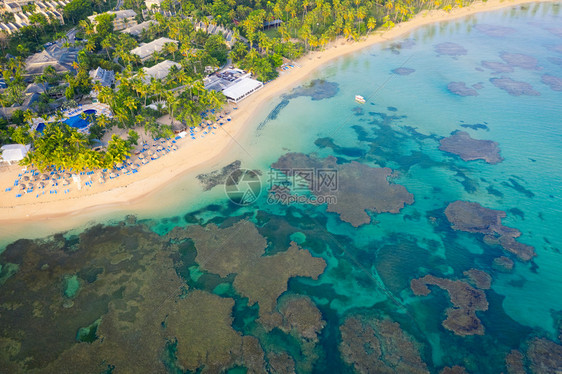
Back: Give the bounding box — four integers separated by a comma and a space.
0, 0, 554, 229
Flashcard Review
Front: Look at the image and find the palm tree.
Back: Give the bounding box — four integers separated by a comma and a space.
357, 6, 367, 34
105, 135, 131, 167
114, 107, 129, 128
367, 17, 377, 32
164, 42, 178, 60
23, 109, 34, 125
123, 96, 137, 117
206, 90, 225, 110
166, 92, 180, 125
319, 33, 329, 50
85, 39, 96, 53
150, 79, 165, 102
79, 20, 95, 36
0, 92, 7, 118
176, 69, 190, 86
152, 51, 162, 63
101, 35, 115, 60
302, 0, 309, 21
299, 25, 312, 51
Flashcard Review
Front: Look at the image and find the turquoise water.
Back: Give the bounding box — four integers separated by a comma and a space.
1, 3, 562, 372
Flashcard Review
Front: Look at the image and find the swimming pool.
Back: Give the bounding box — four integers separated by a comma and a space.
63, 109, 96, 129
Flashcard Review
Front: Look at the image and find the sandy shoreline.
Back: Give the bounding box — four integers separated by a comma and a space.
0, 0, 556, 226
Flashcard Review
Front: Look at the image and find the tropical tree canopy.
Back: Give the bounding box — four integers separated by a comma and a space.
21, 122, 132, 172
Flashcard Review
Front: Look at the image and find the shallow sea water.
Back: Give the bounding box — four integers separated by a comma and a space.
1, 3, 562, 373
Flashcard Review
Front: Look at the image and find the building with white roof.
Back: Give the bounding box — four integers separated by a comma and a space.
3, 2, 21, 13
130, 37, 178, 62
141, 60, 180, 83
0, 1, 66, 33
221, 77, 263, 103
88, 9, 137, 31
1, 144, 31, 164
145, 0, 164, 9
121, 20, 154, 37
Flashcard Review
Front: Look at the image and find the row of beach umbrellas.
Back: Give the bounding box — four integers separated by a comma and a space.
19, 179, 72, 191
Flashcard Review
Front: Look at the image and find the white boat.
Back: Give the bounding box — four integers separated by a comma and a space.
355, 95, 366, 103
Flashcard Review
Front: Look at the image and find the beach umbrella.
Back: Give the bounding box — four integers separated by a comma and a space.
38, 182, 45, 188
50, 180, 57, 186
52, 173, 59, 179
22, 176, 30, 181
115, 162, 123, 168
156, 145, 163, 151
19, 184, 26, 190
109, 172, 117, 178
138, 153, 145, 159
27, 183, 34, 190
62, 179, 70, 186
64, 172, 72, 178
41, 174, 50, 180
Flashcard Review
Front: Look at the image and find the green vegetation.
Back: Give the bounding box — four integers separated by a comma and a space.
21, 122, 132, 171
1, 0, 476, 172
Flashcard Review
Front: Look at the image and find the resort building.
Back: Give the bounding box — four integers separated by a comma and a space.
24, 44, 79, 75
0, 22, 17, 34
0, 1, 67, 34
0, 144, 30, 165
263, 19, 282, 29
145, 0, 164, 10
2, 2, 22, 13
130, 37, 178, 62
204, 68, 263, 103
90, 67, 115, 87
193, 20, 237, 47
0, 82, 49, 118
221, 78, 263, 103
87, 9, 137, 32
204, 68, 249, 91
141, 60, 180, 83
121, 20, 154, 37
